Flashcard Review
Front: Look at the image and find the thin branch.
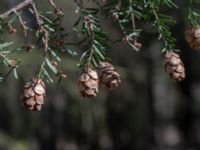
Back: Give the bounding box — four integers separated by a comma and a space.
49, 0, 63, 17
49, 0, 57, 9
148, 0, 176, 52
30, 2, 42, 26
84, 16, 95, 67
30, 2, 49, 53
13, 11, 27, 37
0, 0, 33, 19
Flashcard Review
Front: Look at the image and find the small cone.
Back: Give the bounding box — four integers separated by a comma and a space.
21, 78, 46, 111
98, 62, 121, 89
79, 68, 99, 97
185, 27, 200, 50
164, 52, 185, 81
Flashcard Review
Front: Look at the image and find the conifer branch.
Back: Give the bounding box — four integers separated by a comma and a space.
0, 0, 198, 98
101, 0, 142, 51
147, 0, 177, 52
0, 0, 33, 19
30, 2, 49, 53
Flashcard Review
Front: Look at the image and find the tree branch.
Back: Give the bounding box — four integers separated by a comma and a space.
0, 0, 33, 19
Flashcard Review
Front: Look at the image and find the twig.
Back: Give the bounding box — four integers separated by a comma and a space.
13, 11, 27, 37
148, 0, 176, 52
49, 0, 63, 17
84, 16, 95, 67
30, 2, 49, 53
31, 2, 42, 26
49, 0, 57, 9
0, 0, 33, 19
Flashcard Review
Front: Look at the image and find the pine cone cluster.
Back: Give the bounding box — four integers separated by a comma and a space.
98, 62, 121, 89
164, 52, 185, 81
21, 78, 46, 111
79, 68, 99, 97
185, 27, 200, 50
78, 62, 121, 97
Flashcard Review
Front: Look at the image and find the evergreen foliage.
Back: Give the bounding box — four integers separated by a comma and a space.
0, 0, 199, 102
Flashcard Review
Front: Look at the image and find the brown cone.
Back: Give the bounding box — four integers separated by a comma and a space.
98, 62, 121, 89
21, 78, 46, 111
164, 52, 185, 81
79, 68, 99, 97
185, 27, 200, 50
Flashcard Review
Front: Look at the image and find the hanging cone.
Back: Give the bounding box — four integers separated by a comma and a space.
98, 62, 121, 89
164, 52, 185, 81
79, 67, 99, 97
21, 78, 46, 111
185, 27, 200, 50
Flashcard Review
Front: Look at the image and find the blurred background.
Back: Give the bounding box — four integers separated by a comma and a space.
0, 0, 200, 150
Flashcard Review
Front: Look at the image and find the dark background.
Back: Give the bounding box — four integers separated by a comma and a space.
0, 0, 200, 150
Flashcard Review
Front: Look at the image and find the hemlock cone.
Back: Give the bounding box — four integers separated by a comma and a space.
22, 78, 46, 111
79, 68, 99, 97
98, 62, 121, 89
164, 52, 185, 81
185, 27, 200, 50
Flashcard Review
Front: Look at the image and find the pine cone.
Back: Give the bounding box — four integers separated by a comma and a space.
164, 52, 185, 81
185, 27, 200, 50
98, 62, 121, 89
22, 78, 46, 111
79, 68, 99, 97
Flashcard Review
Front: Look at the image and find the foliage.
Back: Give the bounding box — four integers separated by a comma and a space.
0, 0, 199, 86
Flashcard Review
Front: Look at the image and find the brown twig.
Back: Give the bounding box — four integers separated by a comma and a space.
13, 11, 28, 37
30, 2, 49, 53
49, 0, 63, 17
129, 2, 142, 50
49, 0, 57, 9
148, 0, 160, 25
30, 2, 42, 26
0, 0, 33, 19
